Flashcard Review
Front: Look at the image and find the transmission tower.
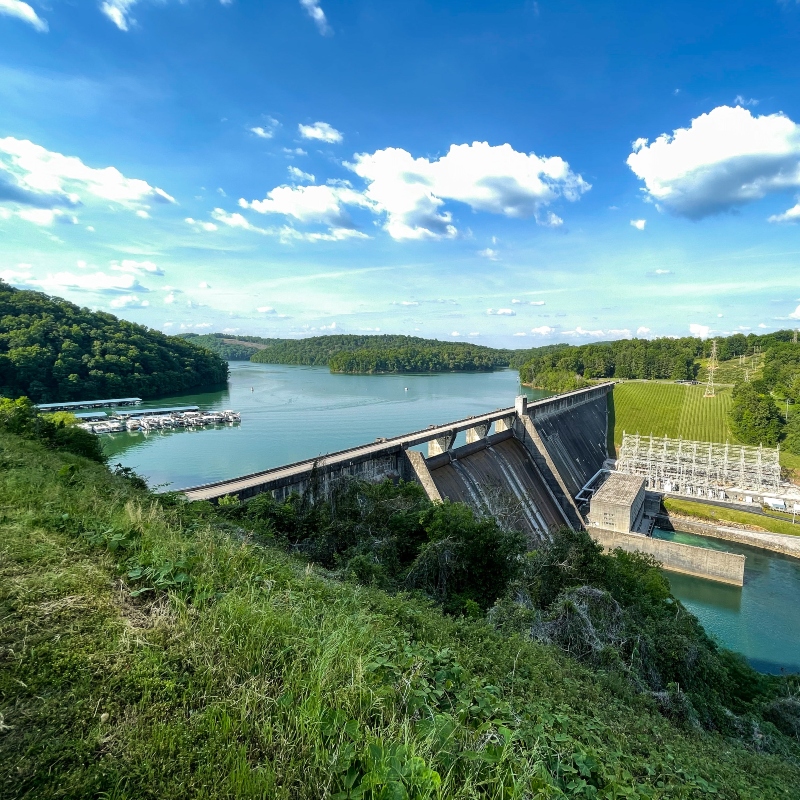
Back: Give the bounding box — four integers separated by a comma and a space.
744, 369, 750, 383
794, 329, 798, 344
704, 339, 718, 398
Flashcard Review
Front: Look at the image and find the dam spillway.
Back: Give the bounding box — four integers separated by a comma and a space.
425, 433, 568, 539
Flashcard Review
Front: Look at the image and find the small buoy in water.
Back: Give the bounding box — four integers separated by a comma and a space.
404, 387, 408, 391
251, 387, 254, 392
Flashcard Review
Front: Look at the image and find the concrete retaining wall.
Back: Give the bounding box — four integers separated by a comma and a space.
658, 513, 800, 560
588, 526, 745, 586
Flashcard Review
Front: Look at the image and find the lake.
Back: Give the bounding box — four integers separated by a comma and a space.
105, 362, 800, 674
104, 361, 545, 490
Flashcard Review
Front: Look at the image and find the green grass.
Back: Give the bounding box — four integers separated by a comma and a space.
611, 382, 735, 447
664, 498, 800, 537
610, 381, 799, 480
3, 434, 800, 798
697, 357, 764, 386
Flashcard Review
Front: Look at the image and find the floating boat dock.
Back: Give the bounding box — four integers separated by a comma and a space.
76, 408, 240, 435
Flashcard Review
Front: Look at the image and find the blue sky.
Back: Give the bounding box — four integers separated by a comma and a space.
1, 0, 800, 346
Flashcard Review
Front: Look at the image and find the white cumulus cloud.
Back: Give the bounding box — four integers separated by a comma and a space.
769, 201, 800, 223
564, 326, 604, 338
478, 247, 499, 260
250, 118, 280, 139
630, 219, 646, 230
110, 294, 149, 309
0, 137, 174, 218
240, 184, 370, 235
636, 326, 651, 335
27, 270, 149, 295
689, 323, 711, 338
627, 105, 800, 220
0, 0, 48, 31
487, 308, 515, 316
350, 141, 589, 240
185, 217, 218, 232
298, 121, 342, 143
16, 208, 77, 225
299, 0, 331, 35
530, 326, 555, 336
789, 305, 800, 320
211, 207, 269, 233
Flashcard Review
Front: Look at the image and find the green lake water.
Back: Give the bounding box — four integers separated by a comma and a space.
104, 361, 800, 674
653, 528, 800, 674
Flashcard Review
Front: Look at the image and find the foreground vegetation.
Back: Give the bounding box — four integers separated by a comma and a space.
0, 281, 228, 403
663, 498, 800, 538
3, 411, 800, 798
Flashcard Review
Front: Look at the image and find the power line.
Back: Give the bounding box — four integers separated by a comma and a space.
704, 339, 717, 398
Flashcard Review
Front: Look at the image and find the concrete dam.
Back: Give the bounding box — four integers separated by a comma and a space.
184, 383, 612, 542
182, 381, 745, 584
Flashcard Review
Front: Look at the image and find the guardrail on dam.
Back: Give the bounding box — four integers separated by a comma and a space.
183, 382, 614, 541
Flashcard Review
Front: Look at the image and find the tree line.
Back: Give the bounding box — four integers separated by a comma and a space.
730, 341, 800, 453
328, 344, 508, 373
0, 281, 228, 403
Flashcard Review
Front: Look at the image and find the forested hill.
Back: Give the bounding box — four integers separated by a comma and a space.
248, 334, 513, 371
0, 281, 228, 403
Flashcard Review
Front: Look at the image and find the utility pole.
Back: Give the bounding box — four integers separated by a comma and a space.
704, 339, 718, 398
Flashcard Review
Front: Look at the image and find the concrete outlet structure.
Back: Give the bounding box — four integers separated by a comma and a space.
587, 473, 646, 534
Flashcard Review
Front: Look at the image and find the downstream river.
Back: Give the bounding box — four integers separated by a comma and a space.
654, 529, 800, 674
106, 362, 800, 674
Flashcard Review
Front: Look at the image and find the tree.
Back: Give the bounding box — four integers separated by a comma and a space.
728, 382, 784, 446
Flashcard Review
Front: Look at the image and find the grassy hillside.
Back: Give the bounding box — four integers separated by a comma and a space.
611, 382, 735, 447
664, 498, 800, 537
609, 381, 800, 478
697, 356, 765, 386
3, 433, 800, 798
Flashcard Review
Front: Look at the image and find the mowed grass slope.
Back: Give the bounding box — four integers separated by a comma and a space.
3, 433, 800, 798
611, 382, 734, 448
609, 381, 800, 477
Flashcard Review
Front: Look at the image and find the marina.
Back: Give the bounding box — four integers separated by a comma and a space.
77, 407, 240, 435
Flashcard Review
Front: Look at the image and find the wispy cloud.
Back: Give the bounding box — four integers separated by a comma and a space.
0, 0, 48, 31
299, 0, 331, 35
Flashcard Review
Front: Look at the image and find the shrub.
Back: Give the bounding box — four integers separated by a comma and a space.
0, 396, 105, 462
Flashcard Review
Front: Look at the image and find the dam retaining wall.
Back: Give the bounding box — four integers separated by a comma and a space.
588, 526, 745, 586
